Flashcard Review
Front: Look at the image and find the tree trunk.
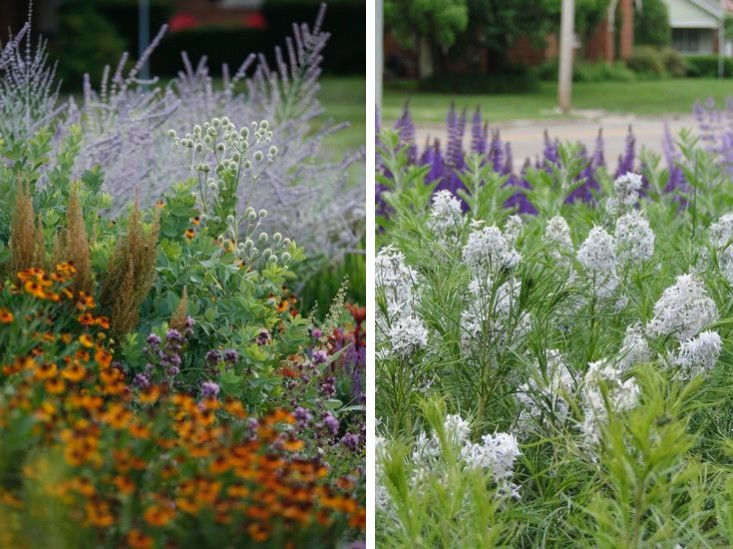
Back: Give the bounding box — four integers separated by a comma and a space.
417, 33, 435, 79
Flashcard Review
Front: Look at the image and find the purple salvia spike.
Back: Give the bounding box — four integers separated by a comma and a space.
471, 106, 486, 155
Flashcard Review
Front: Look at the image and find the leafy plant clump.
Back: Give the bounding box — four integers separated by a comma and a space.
376, 124, 733, 546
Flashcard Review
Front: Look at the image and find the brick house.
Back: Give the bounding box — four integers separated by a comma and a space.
384, 0, 636, 79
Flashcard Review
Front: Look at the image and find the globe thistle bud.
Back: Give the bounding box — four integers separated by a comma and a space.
168, 129, 177, 138
259, 120, 269, 130
216, 143, 225, 153
226, 215, 235, 224
193, 124, 202, 134
254, 151, 264, 162
195, 143, 203, 152
247, 210, 257, 221
185, 133, 192, 140
270, 255, 278, 265
282, 252, 291, 262
231, 152, 241, 162
212, 117, 221, 128
208, 181, 218, 191
228, 161, 238, 171
204, 135, 212, 145
240, 127, 249, 140
245, 238, 254, 248
244, 160, 252, 169
221, 116, 230, 126
282, 238, 291, 246
259, 232, 268, 242
263, 248, 272, 257
258, 209, 267, 218
273, 232, 282, 242
269, 145, 278, 157
212, 216, 222, 224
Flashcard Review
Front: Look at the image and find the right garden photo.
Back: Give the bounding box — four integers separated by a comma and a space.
375, 0, 733, 546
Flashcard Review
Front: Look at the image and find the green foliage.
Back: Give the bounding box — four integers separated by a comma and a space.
385, 0, 469, 50
686, 55, 733, 78
377, 127, 733, 546
634, 0, 671, 47
54, 3, 127, 89
625, 46, 668, 79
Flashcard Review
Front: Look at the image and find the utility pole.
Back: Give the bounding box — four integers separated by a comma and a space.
139, 0, 150, 80
376, 0, 383, 110
558, 0, 575, 113
719, 0, 725, 78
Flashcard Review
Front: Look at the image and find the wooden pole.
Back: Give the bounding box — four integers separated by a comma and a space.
558, 0, 575, 112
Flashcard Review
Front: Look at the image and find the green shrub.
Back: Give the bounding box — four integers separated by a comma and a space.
625, 46, 667, 79
660, 47, 689, 77
634, 0, 671, 47
685, 54, 733, 78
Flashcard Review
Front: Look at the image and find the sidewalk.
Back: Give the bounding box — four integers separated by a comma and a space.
407, 111, 698, 171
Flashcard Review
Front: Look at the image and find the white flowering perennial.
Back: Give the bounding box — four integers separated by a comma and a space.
671, 330, 722, 378
411, 414, 521, 499
460, 276, 531, 355
580, 360, 641, 446
618, 322, 653, 371
427, 190, 464, 244
462, 223, 521, 276
577, 226, 619, 299
614, 210, 655, 267
543, 216, 574, 265
375, 436, 391, 512
503, 215, 524, 247
516, 350, 576, 436
709, 213, 733, 284
613, 172, 643, 209
646, 274, 718, 342
387, 315, 429, 359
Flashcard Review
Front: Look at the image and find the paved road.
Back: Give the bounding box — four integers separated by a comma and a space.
406, 112, 699, 171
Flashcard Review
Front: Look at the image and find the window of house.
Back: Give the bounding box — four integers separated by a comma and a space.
672, 28, 702, 53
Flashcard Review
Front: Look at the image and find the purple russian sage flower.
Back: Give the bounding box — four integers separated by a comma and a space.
320, 375, 336, 398
201, 381, 221, 399
223, 349, 239, 363
615, 126, 636, 177
166, 328, 183, 342
393, 103, 417, 164
146, 333, 162, 347
471, 107, 488, 155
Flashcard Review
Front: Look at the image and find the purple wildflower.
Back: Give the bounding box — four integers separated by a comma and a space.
201, 381, 220, 399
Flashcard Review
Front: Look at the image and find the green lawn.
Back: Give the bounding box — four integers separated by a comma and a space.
318, 76, 366, 160
382, 78, 733, 123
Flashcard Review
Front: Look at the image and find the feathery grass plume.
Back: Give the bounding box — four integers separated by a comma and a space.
169, 287, 189, 333
59, 187, 92, 294
9, 181, 44, 273
101, 198, 159, 335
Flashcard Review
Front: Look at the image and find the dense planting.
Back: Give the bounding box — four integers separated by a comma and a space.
0, 7, 365, 548
376, 123, 733, 546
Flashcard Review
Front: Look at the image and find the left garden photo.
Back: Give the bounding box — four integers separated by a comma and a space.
0, 0, 366, 547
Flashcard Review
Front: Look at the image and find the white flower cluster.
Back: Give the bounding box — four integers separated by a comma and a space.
577, 226, 619, 299
618, 322, 652, 371
516, 350, 576, 436
376, 246, 427, 359
462, 433, 522, 498
427, 190, 464, 245
709, 213, 733, 284
375, 436, 392, 512
615, 210, 655, 267
503, 215, 523, 247
412, 414, 521, 499
647, 274, 718, 342
671, 330, 722, 378
607, 172, 643, 215
580, 360, 641, 446
462, 222, 521, 276
543, 216, 574, 266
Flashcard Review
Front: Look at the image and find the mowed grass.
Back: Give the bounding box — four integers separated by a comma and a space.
382, 78, 733, 123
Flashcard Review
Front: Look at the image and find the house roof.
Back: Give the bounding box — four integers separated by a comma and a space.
662, 0, 722, 28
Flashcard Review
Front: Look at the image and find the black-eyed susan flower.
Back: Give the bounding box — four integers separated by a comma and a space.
0, 308, 13, 324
